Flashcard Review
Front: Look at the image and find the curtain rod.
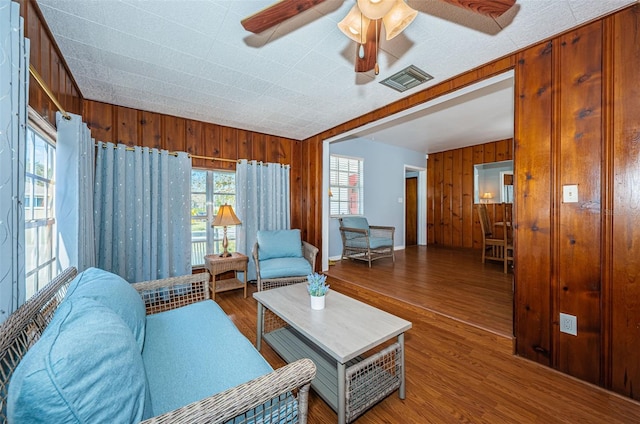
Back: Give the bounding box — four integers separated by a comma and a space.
96, 143, 238, 163
96, 145, 286, 167
29, 64, 71, 121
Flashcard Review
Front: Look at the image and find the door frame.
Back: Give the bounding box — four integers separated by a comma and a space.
404, 165, 427, 246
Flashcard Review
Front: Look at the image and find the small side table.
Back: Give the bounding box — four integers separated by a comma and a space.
204, 252, 248, 301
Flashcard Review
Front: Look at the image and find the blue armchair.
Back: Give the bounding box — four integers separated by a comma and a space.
252, 229, 319, 291
338, 217, 395, 267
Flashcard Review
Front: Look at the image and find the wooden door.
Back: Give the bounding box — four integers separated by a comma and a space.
405, 177, 418, 246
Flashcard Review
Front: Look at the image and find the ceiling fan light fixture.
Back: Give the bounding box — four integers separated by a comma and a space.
338, 4, 371, 44
382, 0, 418, 40
357, 0, 395, 20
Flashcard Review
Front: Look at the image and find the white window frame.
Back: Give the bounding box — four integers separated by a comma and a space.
24, 112, 57, 300
329, 154, 364, 217
190, 169, 236, 267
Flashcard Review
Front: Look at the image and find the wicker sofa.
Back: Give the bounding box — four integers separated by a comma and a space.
1, 267, 316, 423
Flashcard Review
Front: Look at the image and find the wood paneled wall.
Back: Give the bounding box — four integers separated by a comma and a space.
82, 100, 305, 231
515, 7, 640, 397
515, 19, 605, 384
610, 5, 640, 400
18, 0, 82, 125
303, 5, 640, 401
426, 139, 513, 248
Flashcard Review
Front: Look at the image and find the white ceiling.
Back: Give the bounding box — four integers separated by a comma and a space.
338, 70, 515, 153
37, 0, 636, 151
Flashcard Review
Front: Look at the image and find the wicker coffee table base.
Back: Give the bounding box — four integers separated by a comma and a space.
260, 324, 405, 423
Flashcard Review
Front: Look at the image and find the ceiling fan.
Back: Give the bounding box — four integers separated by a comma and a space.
241, 0, 516, 74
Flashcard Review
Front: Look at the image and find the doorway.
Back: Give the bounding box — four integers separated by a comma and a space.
404, 165, 426, 247
405, 176, 418, 246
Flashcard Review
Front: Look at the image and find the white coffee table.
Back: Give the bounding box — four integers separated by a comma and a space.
253, 283, 412, 424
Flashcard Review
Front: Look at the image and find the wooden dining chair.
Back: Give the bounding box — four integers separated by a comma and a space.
502, 203, 514, 270
477, 203, 513, 273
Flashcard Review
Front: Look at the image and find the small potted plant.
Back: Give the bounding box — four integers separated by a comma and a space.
307, 272, 329, 310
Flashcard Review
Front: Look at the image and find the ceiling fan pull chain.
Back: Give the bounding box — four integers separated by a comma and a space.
375, 19, 379, 75
358, 7, 365, 59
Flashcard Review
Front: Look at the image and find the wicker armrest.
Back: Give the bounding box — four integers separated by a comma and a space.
369, 225, 395, 232
340, 226, 369, 236
302, 241, 319, 271
370, 225, 395, 238
252, 242, 260, 273
140, 358, 316, 424
132, 273, 210, 315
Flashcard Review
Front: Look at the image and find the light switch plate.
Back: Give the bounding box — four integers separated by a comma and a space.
563, 185, 579, 203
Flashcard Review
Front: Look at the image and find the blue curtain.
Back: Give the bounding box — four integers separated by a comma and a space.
94, 142, 192, 282
56, 112, 96, 273
0, 0, 29, 323
236, 160, 290, 281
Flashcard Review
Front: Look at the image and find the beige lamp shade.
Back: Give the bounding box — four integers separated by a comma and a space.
212, 204, 241, 257
383, 0, 418, 40
338, 4, 371, 44
481, 192, 494, 199
212, 204, 242, 227
357, 0, 395, 20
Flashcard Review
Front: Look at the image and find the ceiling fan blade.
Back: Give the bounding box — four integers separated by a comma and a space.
355, 20, 379, 73
440, 0, 516, 19
241, 0, 327, 33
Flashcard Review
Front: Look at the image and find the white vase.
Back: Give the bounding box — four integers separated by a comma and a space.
310, 295, 325, 310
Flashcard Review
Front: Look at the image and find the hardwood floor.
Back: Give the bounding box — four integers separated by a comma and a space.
328, 246, 513, 339
215, 246, 640, 423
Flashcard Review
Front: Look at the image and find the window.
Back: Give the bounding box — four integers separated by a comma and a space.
190, 170, 236, 266
24, 125, 57, 300
330, 155, 364, 216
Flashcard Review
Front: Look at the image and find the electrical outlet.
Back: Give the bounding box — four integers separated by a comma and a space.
559, 313, 577, 336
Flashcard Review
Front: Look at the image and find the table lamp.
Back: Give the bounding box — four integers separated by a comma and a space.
212, 204, 242, 257
481, 192, 493, 203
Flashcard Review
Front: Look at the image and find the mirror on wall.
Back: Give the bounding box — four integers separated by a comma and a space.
474, 160, 513, 204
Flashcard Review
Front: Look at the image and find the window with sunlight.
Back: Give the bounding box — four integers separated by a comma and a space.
330, 155, 364, 216
24, 125, 57, 300
191, 170, 236, 266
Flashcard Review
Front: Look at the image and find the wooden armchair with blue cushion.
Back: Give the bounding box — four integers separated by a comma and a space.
253, 229, 319, 291
339, 217, 395, 268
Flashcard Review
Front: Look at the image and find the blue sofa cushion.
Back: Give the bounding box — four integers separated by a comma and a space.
257, 229, 302, 261
65, 267, 146, 351
143, 300, 274, 416
8, 298, 147, 423
346, 236, 393, 249
340, 217, 370, 239
259, 257, 312, 279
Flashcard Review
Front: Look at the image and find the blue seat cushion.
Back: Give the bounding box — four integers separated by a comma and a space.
8, 298, 147, 423
259, 257, 312, 279
142, 300, 274, 416
340, 217, 370, 239
65, 267, 146, 351
257, 229, 302, 260
346, 236, 393, 249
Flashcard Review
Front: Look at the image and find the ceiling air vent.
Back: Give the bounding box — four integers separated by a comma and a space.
380, 65, 433, 93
